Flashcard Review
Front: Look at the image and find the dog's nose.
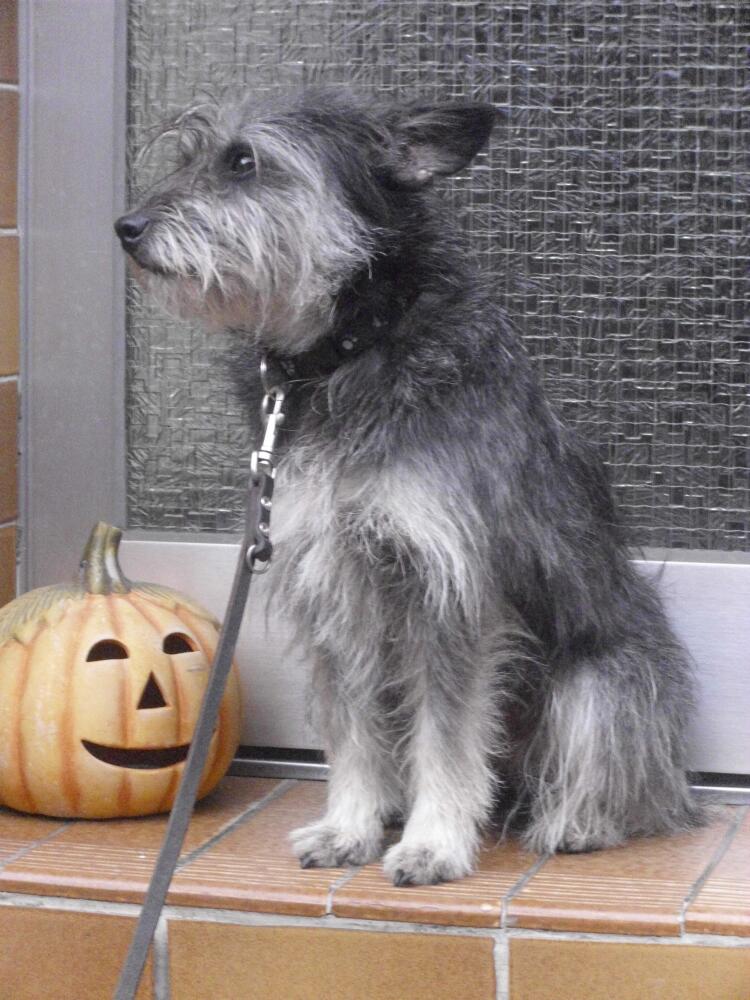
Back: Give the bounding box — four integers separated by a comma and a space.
114, 211, 151, 248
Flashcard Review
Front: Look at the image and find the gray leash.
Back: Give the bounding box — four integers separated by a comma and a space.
114, 360, 286, 1000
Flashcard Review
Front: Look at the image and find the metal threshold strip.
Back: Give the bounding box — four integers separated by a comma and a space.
229, 750, 750, 804
229, 747, 329, 781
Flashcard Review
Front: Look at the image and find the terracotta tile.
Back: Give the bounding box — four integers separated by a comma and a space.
0, 807, 67, 861
169, 920, 496, 1000
0, 906, 152, 999
170, 780, 343, 916
0, 380, 17, 521
0, 237, 18, 375
0, 0, 18, 83
333, 837, 539, 927
0, 91, 17, 226
510, 938, 750, 1000
0, 523, 14, 606
686, 809, 750, 936
0, 776, 280, 903
508, 814, 735, 935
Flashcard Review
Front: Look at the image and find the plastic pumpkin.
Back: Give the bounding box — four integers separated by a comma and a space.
0, 522, 241, 818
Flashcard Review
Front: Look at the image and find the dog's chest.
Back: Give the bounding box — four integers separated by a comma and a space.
271, 451, 478, 622
272, 462, 390, 559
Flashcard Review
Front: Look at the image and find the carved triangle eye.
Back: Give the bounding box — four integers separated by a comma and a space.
162, 632, 197, 654
137, 672, 168, 710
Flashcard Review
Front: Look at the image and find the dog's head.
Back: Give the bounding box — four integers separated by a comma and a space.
116, 90, 497, 352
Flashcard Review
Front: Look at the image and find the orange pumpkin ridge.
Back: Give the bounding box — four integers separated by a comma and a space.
173, 603, 230, 785
156, 768, 179, 814
170, 604, 216, 746
116, 769, 132, 815
13, 623, 42, 814
170, 604, 223, 787
107, 594, 132, 815
58, 601, 88, 815
209, 694, 232, 793
174, 606, 240, 794
171, 604, 238, 793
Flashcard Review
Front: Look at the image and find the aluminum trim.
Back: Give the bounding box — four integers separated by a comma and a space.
21, 0, 127, 591
691, 786, 750, 805
228, 759, 329, 782
120, 537, 750, 777
227, 757, 750, 802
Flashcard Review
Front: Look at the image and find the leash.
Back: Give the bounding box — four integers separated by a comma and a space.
114, 358, 287, 1000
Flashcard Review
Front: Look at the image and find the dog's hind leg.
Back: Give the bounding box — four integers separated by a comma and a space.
520, 646, 702, 855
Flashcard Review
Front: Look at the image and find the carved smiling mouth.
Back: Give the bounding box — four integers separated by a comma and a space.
81, 740, 190, 770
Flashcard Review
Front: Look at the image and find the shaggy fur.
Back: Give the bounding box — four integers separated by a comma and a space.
116, 89, 704, 885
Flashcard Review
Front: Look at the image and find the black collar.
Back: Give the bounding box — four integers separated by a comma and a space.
267, 322, 383, 384
267, 277, 418, 385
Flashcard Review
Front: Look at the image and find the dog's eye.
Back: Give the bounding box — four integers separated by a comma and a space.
225, 145, 256, 178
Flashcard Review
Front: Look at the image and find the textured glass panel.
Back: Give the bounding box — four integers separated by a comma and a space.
127, 1, 750, 549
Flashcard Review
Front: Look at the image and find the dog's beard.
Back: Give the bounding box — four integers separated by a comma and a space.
130, 260, 337, 344
128, 186, 375, 350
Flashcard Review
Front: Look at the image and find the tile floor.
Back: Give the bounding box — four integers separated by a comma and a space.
0, 775, 747, 998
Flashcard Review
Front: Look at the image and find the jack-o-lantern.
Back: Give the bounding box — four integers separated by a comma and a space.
0, 522, 241, 818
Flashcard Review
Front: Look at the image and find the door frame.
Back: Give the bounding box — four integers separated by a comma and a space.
20, 0, 128, 589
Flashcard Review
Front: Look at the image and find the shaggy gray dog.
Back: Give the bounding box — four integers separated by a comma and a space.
116, 89, 703, 885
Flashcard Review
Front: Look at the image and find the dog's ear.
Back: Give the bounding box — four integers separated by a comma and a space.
385, 102, 498, 190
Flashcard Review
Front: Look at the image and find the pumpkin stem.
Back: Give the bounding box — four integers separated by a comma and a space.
79, 522, 132, 594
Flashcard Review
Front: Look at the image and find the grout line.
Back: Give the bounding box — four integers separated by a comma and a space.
495, 933, 509, 1000
325, 865, 363, 915
0, 891, 143, 916
175, 779, 297, 871
152, 914, 171, 1000
0, 890, 749, 948
0, 375, 19, 384
166, 906, 510, 937
0, 822, 72, 871
500, 854, 549, 929
508, 926, 750, 949
0, 83, 19, 92
161, 906, 750, 948
679, 804, 749, 933
0, 228, 19, 235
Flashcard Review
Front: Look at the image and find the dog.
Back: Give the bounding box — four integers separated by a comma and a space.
116, 89, 704, 885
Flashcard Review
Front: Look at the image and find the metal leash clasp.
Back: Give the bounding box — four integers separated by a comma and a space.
251, 388, 285, 479
247, 357, 287, 572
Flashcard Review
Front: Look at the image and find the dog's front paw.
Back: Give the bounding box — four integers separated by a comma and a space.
382, 841, 474, 886
290, 821, 382, 869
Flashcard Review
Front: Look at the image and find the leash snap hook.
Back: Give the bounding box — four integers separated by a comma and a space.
251, 388, 286, 479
